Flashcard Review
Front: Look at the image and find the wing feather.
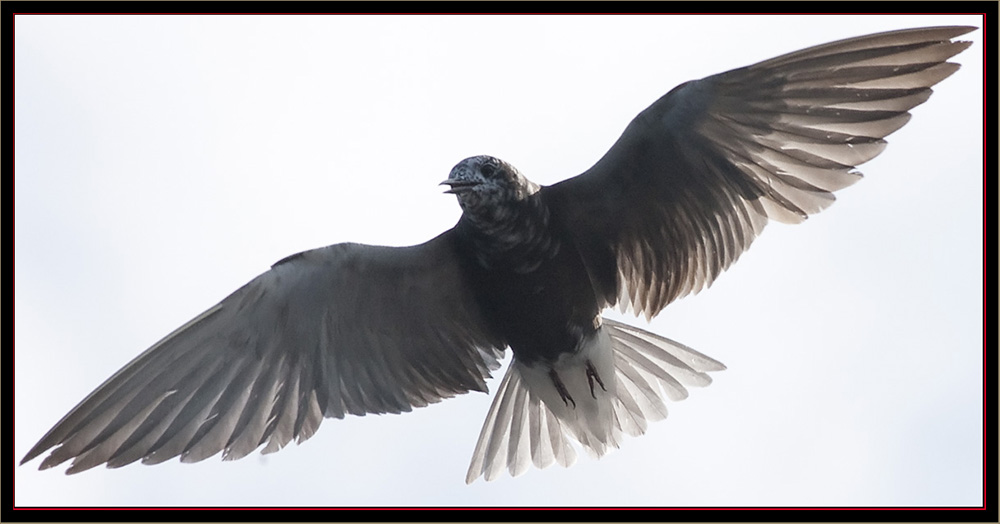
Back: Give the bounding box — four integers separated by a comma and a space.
543, 26, 973, 318
22, 230, 505, 473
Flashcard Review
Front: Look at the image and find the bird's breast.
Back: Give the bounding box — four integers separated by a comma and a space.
455, 211, 602, 366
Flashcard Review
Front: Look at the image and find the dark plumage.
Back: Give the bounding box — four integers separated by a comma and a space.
21, 26, 974, 483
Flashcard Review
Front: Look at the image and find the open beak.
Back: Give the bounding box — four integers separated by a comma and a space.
440, 179, 479, 194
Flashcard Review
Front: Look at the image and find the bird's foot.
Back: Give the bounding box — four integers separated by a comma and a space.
586, 359, 607, 399
549, 369, 576, 408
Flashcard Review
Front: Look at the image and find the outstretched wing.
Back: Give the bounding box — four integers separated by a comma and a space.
543, 26, 974, 319
21, 230, 506, 474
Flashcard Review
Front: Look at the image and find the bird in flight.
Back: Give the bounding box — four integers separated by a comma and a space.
21, 26, 974, 483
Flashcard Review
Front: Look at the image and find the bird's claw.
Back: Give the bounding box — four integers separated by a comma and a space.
586, 359, 607, 399
549, 369, 576, 409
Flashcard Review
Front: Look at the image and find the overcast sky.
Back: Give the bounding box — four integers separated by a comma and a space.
14, 14, 984, 507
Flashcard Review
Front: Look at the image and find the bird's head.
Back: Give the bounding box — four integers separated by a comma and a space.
441, 156, 539, 214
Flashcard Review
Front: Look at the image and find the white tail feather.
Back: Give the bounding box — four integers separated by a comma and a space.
465, 319, 724, 483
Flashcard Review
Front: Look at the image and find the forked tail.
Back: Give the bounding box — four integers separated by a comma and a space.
466, 319, 725, 483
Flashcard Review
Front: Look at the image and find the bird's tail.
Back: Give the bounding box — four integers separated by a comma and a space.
465, 318, 725, 483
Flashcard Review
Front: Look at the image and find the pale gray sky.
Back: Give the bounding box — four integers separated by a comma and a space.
15, 14, 984, 507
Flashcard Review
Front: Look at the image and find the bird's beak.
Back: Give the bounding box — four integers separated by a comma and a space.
440, 179, 478, 194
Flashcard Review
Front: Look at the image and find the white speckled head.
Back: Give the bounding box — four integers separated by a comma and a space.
441, 155, 539, 214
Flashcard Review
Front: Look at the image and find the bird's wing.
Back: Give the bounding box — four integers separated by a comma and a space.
542, 26, 974, 319
21, 230, 506, 474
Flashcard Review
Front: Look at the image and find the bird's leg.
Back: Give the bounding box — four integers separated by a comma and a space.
548, 369, 576, 408
586, 359, 607, 399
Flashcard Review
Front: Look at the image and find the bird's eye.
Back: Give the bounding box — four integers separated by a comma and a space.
480, 163, 496, 177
